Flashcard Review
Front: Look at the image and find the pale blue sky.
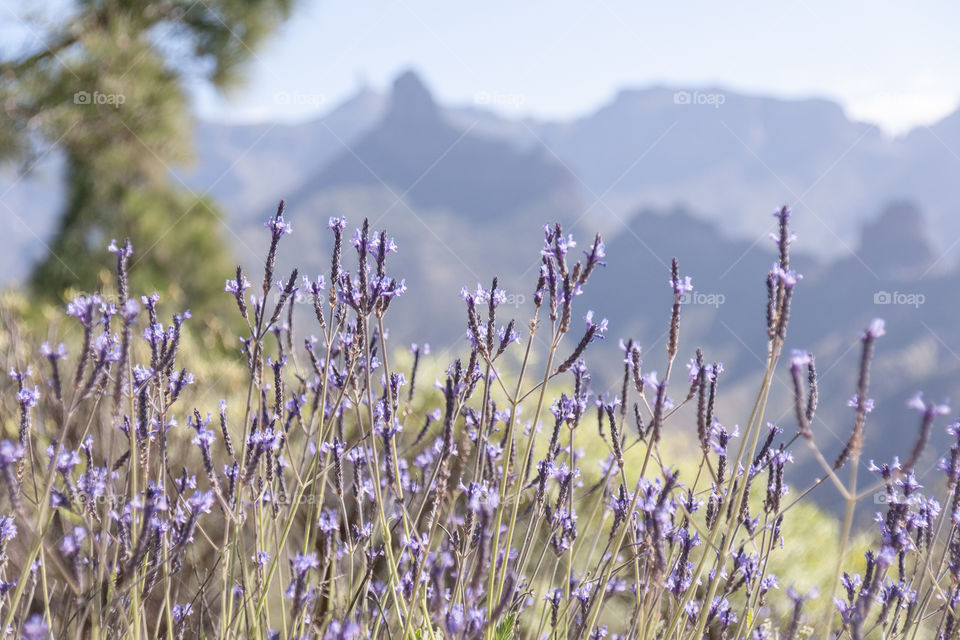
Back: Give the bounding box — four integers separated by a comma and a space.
5, 1, 955, 134
190, 0, 960, 135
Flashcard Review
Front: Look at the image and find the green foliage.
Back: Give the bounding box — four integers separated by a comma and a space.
493, 614, 516, 640
0, 0, 295, 309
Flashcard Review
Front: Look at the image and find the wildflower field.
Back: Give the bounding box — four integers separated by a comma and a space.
0, 203, 957, 640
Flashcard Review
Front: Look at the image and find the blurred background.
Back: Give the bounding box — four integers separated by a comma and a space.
3, 0, 960, 512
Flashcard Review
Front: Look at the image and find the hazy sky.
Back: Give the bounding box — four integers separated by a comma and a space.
153, 2, 960, 135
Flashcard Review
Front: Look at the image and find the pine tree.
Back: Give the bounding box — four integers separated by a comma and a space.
0, 1, 295, 308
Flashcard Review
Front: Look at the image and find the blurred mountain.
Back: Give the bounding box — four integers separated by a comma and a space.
181, 85, 388, 227
7, 70, 960, 272
538, 88, 891, 237
856, 201, 936, 279
305, 71, 577, 221
9, 69, 960, 274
